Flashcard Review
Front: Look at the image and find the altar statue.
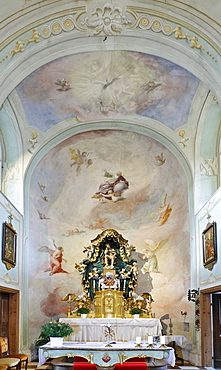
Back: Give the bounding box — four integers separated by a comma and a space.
104, 244, 116, 268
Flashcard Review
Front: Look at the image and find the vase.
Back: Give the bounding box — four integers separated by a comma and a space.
133, 314, 140, 319
81, 314, 87, 319
50, 337, 64, 347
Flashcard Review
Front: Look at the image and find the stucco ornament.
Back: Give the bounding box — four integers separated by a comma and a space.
83, 3, 131, 35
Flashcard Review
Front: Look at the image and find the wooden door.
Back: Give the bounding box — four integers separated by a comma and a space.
212, 293, 221, 369
0, 287, 19, 354
0, 292, 9, 337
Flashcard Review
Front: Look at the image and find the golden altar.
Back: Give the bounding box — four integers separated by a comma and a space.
62, 229, 154, 319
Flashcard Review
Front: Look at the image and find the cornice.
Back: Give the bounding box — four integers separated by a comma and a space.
0, 3, 219, 84
1, 4, 220, 55
127, 6, 221, 54
145, 0, 221, 35
1, 7, 86, 51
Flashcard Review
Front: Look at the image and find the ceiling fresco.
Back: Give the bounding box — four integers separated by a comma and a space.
16, 50, 200, 132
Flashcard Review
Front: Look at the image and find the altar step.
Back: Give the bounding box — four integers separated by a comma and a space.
29, 361, 207, 370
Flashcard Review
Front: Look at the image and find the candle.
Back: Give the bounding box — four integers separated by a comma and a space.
148, 336, 153, 344
136, 336, 141, 344
160, 336, 166, 345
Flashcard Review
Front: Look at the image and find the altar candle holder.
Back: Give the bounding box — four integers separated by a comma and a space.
135, 336, 142, 348
146, 335, 154, 348
160, 335, 167, 348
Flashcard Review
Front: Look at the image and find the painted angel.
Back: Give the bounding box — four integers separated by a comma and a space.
38, 240, 68, 275
69, 148, 93, 173
138, 240, 161, 274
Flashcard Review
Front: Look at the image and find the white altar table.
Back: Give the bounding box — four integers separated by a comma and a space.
61, 318, 162, 342
163, 336, 187, 346
38, 341, 175, 369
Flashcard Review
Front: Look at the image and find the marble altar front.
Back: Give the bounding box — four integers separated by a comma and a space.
38, 341, 175, 369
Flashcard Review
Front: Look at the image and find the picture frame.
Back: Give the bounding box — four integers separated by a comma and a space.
202, 221, 217, 270
2, 221, 17, 270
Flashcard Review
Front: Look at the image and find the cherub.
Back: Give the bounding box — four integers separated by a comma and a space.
69, 148, 93, 173
155, 153, 166, 166
55, 78, 71, 91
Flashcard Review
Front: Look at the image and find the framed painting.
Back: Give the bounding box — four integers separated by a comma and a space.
2, 222, 17, 270
202, 221, 217, 270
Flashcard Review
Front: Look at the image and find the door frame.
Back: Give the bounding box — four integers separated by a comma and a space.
0, 286, 19, 354
201, 285, 221, 367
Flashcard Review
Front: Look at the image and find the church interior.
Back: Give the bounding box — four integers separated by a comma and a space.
0, 0, 221, 369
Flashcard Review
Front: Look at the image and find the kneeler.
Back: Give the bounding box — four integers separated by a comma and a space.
114, 357, 148, 369
72, 357, 148, 369
72, 357, 96, 369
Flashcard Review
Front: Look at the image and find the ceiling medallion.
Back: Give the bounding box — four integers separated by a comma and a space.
82, 3, 131, 36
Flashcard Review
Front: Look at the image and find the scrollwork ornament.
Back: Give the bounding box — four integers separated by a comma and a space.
51, 20, 63, 35
136, 15, 173, 35
0, 28, 41, 63
138, 16, 150, 29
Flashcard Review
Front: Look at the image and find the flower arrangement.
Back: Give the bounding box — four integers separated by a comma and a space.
76, 307, 90, 314
35, 320, 73, 348
129, 308, 143, 315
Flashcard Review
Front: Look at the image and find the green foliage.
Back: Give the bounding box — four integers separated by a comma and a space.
76, 307, 90, 314
35, 320, 73, 348
129, 308, 143, 315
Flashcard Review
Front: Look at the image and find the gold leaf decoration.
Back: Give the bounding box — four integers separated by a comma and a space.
0, 28, 41, 64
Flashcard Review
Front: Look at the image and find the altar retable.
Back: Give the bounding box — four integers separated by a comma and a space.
62, 229, 155, 320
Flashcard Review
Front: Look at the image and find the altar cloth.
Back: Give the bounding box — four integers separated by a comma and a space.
61, 318, 162, 342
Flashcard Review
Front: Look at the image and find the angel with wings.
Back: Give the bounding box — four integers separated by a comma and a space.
138, 240, 161, 274
69, 148, 93, 174
38, 239, 68, 275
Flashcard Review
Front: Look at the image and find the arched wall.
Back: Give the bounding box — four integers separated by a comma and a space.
22, 122, 194, 349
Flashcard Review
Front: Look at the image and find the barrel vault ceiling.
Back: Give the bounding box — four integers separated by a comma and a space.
0, 0, 221, 213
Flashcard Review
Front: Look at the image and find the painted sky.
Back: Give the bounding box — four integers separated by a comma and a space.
16, 51, 199, 132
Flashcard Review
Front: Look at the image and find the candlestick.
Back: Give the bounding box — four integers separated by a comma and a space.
146, 335, 154, 348
135, 336, 142, 348
160, 335, 167, 348
136, 336, 141, 344
160, 336, 166, 345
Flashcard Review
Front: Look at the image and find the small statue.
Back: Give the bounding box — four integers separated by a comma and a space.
104, 244, 116, 268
